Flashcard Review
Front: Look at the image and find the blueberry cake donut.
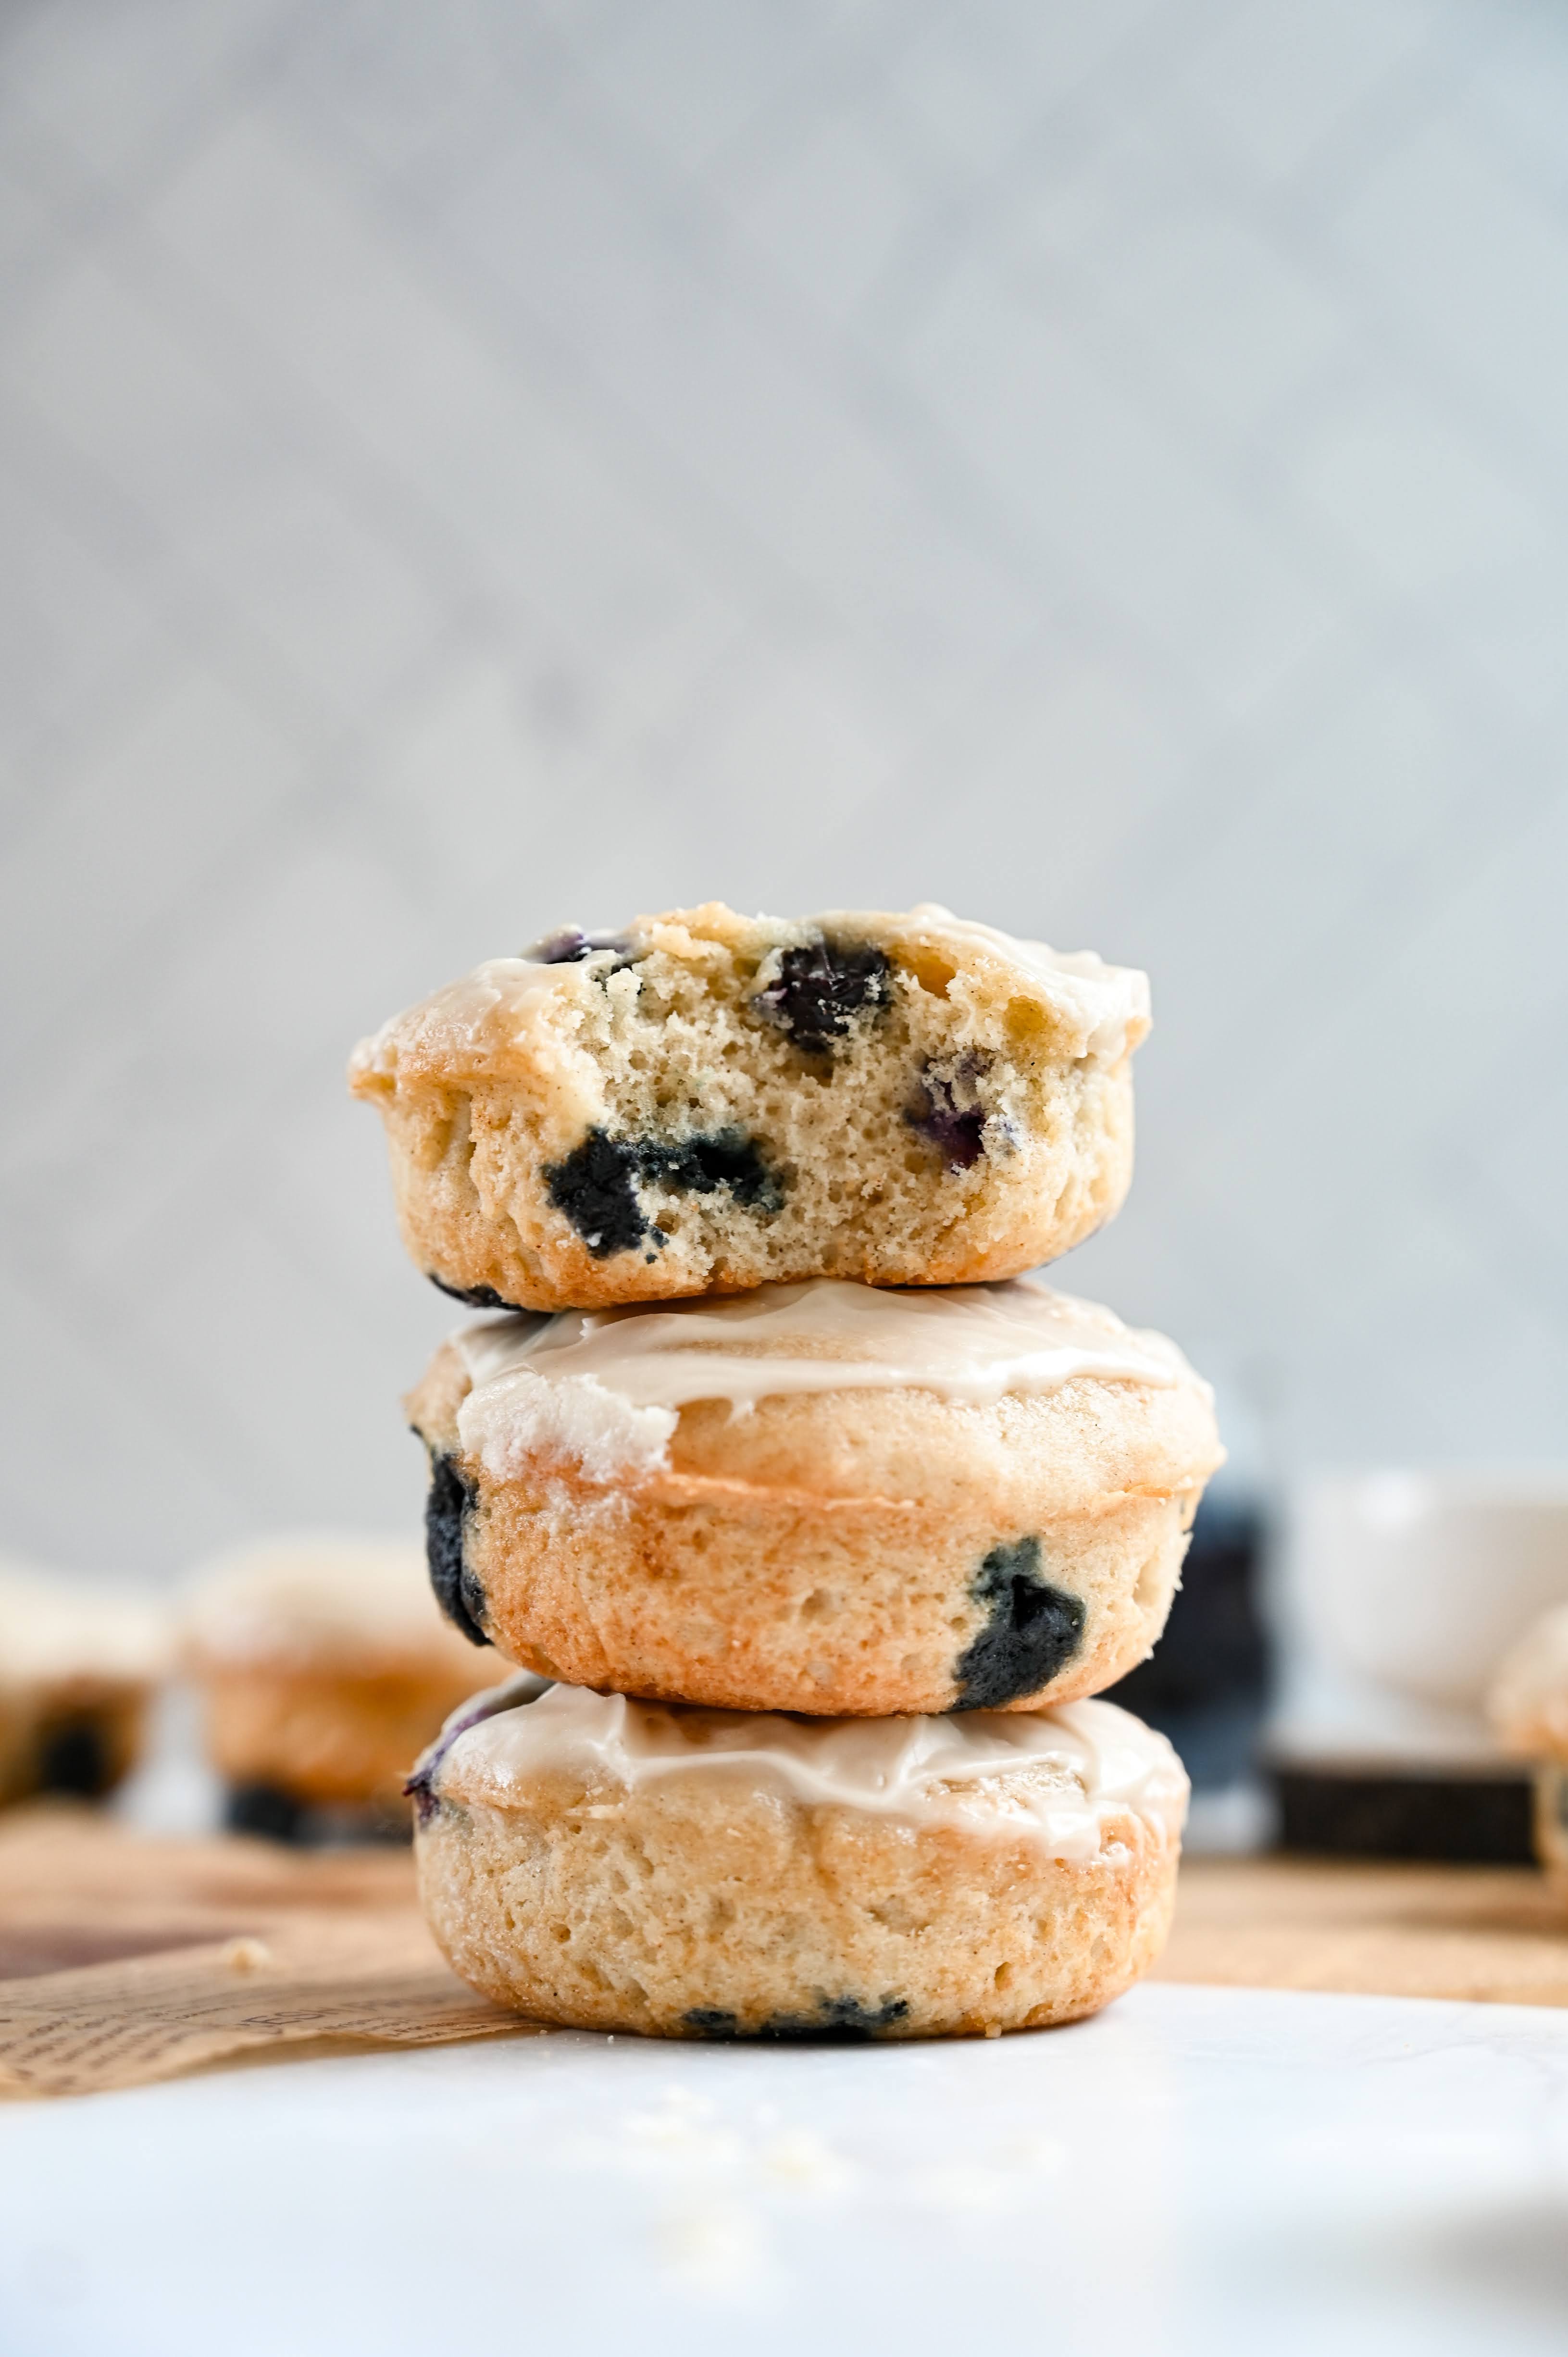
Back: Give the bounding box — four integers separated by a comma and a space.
183, 1536, 496, 1841
349, 903, 1149, 1312
406, 1278, 1221, 1717
1488, 1604, 1568, 1885
0, 1562, 168, 1808
410, 1675, 1187, 2039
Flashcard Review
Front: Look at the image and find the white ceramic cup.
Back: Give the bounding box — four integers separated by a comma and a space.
1297, 1471, 1568, 1713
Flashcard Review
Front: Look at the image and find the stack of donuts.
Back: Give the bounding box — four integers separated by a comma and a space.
351, 903, 1222, 2040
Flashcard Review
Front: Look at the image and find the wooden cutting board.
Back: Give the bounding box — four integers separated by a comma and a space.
1, 1806, 1564, 2096
0, 1805, 534, 2098
1158, 1853, 1568, 2006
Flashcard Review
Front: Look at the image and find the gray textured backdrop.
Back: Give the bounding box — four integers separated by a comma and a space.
4, 0, 1568, 1583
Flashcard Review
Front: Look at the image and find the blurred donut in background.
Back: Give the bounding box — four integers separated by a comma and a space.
183, 1535, 498, 1844
0, 1560, 169, 1808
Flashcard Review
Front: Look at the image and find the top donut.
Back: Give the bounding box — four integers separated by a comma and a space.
349, 902, 1149, 1313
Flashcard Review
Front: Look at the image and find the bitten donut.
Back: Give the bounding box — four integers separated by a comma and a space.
0, 1563, 168, 1808
411, 1675, 1186, 2039
1488, 1604, 1568, 1885
349, 902, 1149, 1311
407, 1277, 1222, 1717
183, 1536, 496, 1841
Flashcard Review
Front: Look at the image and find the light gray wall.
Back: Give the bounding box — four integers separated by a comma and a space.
4, 0, 1567, 1582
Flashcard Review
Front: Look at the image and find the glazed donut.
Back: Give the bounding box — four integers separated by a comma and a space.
184, 1535, 494, 1839
410, 1674, 1188, 2039
407, 1277, 1222, 1717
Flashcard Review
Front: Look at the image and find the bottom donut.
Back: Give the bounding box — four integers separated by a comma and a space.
408, 1677, 1188, 2040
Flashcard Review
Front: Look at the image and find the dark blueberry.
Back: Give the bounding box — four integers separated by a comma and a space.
684, 1995, 910, 2041
647, 1130, 781, 1212
522, 927, 634, 965
545, 1128, 784, 1258
907, 1068, 986, 1169
37, 1719, 111, 1797
428, 1273, 523, 1312
544, 1132, 648, 1258
425, 1452, 491, 1647
953, 1536, 1086, 1710
404, 1774, 438, 1829
754, 938, 892, 1057
225, 1783, 307, 1843
770, 1995, 910, 2041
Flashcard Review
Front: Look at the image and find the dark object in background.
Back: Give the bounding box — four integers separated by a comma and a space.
224, 1782, 412, 1847
1269, 1765, 1535, 1864
225, 1781, 306, 1842
36, 1720, 112, 1798
1110, 1495, 1539, 1860
1104, 1496, 1269, 1791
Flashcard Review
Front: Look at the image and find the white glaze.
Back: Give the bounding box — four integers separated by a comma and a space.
432, 1678, 1188, 1858
183, 1535, 481, 1675
454, 1276, 1200, 1483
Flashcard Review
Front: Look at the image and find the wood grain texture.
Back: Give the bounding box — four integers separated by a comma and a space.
0, 1806, 534, 2098
1157, 1856, 1568, 2008
5, 1813, 1565, 2097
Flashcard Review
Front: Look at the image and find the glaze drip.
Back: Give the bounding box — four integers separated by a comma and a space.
420, 1681, 1188, 1859
453, 1275, 1201, 1482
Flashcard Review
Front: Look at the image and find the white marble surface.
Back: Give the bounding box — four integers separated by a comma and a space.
2, 1982, 1565, 2356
